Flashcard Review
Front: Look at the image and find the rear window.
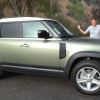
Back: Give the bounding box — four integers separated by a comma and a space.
1, 22, 18, 38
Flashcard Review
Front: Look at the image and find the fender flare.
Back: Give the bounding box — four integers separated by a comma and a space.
60, 51, 100, 78
67, 51, 100, 68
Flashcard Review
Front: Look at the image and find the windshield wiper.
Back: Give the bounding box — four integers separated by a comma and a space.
71, 35, 77, 37
60, 35, 77, 38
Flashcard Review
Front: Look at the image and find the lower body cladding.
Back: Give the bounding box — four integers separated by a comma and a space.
0, 63, 69, 77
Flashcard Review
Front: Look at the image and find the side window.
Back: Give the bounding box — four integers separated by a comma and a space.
1, 23, 17, 38
22, 21, 48, 38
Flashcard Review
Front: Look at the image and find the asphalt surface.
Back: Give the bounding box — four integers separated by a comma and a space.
0, 72, 100, 100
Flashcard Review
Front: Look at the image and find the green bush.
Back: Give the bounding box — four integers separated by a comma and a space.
84, 0, 97, 6
37, 1, 59, 17
66, 4, 70, 9
66, 1, 86, 21
68, 0, 82, 4
0, 2, 6, 18
69, 0, 97, 6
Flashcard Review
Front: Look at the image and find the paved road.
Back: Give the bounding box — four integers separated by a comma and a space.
0, 72, 100, 100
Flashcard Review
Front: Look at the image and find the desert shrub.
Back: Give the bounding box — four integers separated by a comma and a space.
66, 1, 86, 21
0, 2, 6, 18
37, 1, 59, 17
66, 4, 70, 9
84, 0, 97, 6
68, 0, 82, 4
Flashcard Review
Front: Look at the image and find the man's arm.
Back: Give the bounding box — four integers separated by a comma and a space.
77, 25, 88, 34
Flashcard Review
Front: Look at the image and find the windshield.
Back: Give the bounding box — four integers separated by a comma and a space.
45, 20, 73, 37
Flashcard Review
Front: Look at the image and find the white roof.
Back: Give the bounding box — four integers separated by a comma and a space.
0, 17, 52, 22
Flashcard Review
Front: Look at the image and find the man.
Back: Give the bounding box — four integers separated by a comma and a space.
77, 18, 100, 39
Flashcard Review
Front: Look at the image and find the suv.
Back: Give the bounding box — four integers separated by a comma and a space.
0, 17, 100, 95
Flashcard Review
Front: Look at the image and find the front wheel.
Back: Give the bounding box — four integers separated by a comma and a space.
71, 60, 100, 95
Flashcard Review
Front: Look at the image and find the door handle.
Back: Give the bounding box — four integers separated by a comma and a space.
20, 44, 29, 47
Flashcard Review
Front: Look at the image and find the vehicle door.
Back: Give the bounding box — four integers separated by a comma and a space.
18, 21, 60, 76
0, 22, 19, 71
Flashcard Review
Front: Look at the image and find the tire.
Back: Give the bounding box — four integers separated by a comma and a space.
0, 71, 5, 77
71, 60, 100, 95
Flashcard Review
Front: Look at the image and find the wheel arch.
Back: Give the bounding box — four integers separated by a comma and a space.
66, 51, 100, 77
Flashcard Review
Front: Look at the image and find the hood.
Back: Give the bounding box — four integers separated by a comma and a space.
62, 37, 100, 43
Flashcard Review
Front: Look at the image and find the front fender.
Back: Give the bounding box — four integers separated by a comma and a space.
60, 51, 100, 78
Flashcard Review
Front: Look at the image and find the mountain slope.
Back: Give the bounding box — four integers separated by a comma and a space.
3, 0, 93, 25
57, 0, 92, 24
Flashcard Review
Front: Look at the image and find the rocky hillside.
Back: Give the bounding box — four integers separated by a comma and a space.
2, 0, 94, 25
57, 0, 92, 24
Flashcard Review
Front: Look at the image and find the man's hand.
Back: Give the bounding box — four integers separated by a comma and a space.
77, 24, 80, 29
77, 24, 87, 34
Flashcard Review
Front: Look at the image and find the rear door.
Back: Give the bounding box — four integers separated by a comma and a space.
0, 22, 19, 71
18, 21, 60, 76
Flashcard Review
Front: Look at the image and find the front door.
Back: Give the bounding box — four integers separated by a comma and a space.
19, 21, 59, 76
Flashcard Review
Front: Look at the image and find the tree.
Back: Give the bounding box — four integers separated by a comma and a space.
0, 0, 59, 17
0, 0, 27, 16
66, 1, 86, 21
8, 0, 26, 16
91, 0, 100, 21
36, 0, 59, 17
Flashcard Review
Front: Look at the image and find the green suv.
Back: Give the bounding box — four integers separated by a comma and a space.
0, 17, 100, 95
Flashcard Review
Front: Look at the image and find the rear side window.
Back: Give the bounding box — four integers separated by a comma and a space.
1, 22, 17, 38
22, 21, 48, 38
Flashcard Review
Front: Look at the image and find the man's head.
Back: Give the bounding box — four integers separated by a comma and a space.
91, 18, 97, 26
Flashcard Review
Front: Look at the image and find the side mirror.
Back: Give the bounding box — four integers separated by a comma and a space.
38, 30, 51, 38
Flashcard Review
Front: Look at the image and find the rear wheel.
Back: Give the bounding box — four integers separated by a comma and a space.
0, 71, 5, 77
71, 60, 100, 95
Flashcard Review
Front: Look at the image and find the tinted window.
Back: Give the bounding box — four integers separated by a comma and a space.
22, 22, 48, 38
1, 23, 17, 38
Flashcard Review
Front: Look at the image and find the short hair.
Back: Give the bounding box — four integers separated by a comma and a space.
91, 18, 96, 21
